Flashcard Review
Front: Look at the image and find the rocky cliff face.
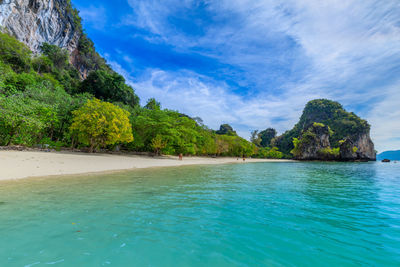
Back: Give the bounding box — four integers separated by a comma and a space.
340, 133, 376, 161
0, 0, 80, 53
0, 0, 96, 78
354, 132, 376, 160
294, 125, 376, 161
292, 124, 335, 160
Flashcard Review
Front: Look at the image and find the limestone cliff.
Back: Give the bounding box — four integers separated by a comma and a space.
0, 0, 80, 53
340, 133, 376, 161
0, 0, 104, 79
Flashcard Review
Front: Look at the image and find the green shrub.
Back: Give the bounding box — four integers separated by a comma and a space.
0, 32, 32, 72
318, 147, 340, 158
313, 122, 325, 127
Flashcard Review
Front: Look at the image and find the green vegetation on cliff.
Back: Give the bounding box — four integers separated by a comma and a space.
274, 99, 370, 156
66, 0, 109, 74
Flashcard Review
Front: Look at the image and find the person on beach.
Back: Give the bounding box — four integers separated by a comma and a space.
179, 153, 183, 160
242, 155, 245, 162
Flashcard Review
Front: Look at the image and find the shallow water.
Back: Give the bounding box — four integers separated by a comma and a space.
0, 162, 399, 266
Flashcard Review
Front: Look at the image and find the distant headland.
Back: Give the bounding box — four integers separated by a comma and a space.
377, 150, 400, 161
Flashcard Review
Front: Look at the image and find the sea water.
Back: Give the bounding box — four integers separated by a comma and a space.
0, 162, 399, 266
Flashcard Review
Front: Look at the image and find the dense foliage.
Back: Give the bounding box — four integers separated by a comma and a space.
0, 32, 32, 73
79, 70, 139, 107
70, 99, 133, 152
0, 76, 91, 147
251, 128, 277, 148
125, 107, 257, 157
250, 128, 284, 159
39, 43, 81, 93
0, 32, 135, 149
253, 147, 283, 159
216, 124, 237, 136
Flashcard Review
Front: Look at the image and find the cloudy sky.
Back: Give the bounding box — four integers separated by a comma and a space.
72, 0, 400, 152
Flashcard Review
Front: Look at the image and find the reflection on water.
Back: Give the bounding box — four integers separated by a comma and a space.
0, 162, 399, 266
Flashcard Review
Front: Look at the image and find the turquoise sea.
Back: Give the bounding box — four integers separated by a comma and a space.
1, 162, 399, 266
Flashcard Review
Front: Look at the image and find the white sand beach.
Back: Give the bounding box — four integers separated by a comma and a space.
0, 151, 292, 181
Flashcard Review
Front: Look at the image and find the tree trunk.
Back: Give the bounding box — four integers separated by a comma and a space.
89, 139, 94, 153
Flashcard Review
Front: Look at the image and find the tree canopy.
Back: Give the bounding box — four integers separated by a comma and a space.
145, 98, 161, 111
70, 99, 133, 152
216, 124, 237, 136
259, 128, 277, 147
79, 70, 139, 107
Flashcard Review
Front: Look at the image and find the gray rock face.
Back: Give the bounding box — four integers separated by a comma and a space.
340, 133, 376, 161
295, 124, 376, 161
354, 132, 376, 160
0, 0, 80, 54
339, 138, 357, 160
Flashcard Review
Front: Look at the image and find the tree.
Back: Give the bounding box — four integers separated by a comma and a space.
250, 130, 261, 146
259, 128, 277, 147
32, 55, 53, 74
216, 124, 237, 136
145, 98, 161, 110
193, 117, 204, 127
80, 70, 139, 107
215, 137, 229, 155
265, 147, 283, 159
254, 147, 283, 159
40, 43, 69, 69
70, 99, 133, 152
151, 134, 167, 155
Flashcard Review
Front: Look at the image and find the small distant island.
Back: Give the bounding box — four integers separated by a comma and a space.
377, 150, 400, 161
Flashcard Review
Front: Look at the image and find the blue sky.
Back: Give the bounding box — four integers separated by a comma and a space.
72, 0, 400, 152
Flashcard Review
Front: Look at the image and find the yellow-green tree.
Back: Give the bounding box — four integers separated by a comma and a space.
70, 99, 133, 152
151, 134, 167, 155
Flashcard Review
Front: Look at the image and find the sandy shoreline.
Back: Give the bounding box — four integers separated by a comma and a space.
0, 150, 292, 181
